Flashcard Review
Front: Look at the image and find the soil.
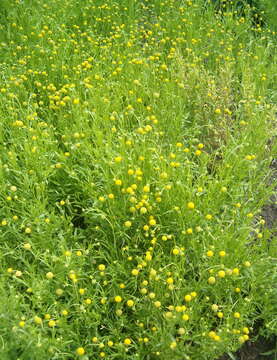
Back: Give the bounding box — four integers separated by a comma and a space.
261, 158, 277, 233
218, 335, 277, 360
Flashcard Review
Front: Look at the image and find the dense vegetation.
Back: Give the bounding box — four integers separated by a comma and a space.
0, 0, 276, 359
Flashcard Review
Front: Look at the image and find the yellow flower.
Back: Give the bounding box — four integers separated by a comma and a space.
124, 221, 132, 228
187, 202, 195, 209
114, 179, 122, 186
218, 270, 225, 278
184, 294, 192, 302
114, 296, 122, 303
211, 304, 218, 312
154, 301, 161, 308
76, 347, 85, 356
208, 276, 216, 284
126, 300, 134, 307
48, 320, 56, 327
140, 207, 147, 214
46, 272, 54, 279
124, 338, 131, 345
23, 243, 31, 250
170, 341, 177, 349
172, 248, 179, 255
73, 98, 80, 105
34, 316, 42, 324
239, 336, 245, 344
131, 269, 139, 276
114, 156, 123, 163
206, 250, 214, 257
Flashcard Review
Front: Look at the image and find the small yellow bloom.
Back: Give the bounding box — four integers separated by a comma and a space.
126, 300, 134, 307
114, 179, 122, 186
187, 201, 195, 209
48, 320, 56, 327
131, 269, 139, 276
154, 301, 161, 308
184, 294, 192, 302
73, 98, 80, 105
170, 341, 177, 349
208, 276, 216, 284
218, 270, 225, 278
124, 221, 132, 228
34, 316, 42, 324
76, 347, 85, 356
46, 272, 54, 279
124, 338, 131, 345
172, 248, 179, 255
140, 207, 147, 214
23, 243, 31, 250
114, 156, 122, 163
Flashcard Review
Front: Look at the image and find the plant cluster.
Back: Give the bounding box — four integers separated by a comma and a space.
0, 0, 276, 359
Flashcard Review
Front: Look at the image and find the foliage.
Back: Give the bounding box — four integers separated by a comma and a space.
0, 0, 276, 359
